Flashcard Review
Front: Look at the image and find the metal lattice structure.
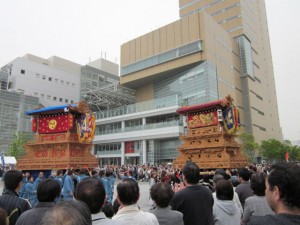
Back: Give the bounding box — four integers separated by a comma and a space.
80, 64, 136, 112
82, 83, 136, 112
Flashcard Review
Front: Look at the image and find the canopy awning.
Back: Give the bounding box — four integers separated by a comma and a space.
25, 103, 78, 116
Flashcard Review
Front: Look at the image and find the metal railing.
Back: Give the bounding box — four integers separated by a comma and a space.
95, 120, 183, 135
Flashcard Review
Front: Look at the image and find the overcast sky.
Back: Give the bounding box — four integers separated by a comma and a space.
0, 0, 299, 141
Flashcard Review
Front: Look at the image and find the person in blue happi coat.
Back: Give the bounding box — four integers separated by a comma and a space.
25, 175, 37, 207
62, 170, 75, 201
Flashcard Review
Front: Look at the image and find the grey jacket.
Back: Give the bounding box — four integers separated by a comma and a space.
150, 206, 184, 225
242, 195, 274, 224
213, 200, 241, 225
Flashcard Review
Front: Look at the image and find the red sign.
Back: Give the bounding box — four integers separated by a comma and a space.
188, 111, 218, 128
38, 114, 73, 134
125, 141, 135, 153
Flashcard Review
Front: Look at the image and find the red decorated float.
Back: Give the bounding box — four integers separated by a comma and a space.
17, 101, 98, 171
174, 95, 247, 169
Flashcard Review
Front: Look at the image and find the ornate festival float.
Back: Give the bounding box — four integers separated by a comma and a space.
173, 95, 248, 169
17, 101, 98, 172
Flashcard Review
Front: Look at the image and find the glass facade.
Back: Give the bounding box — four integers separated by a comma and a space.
237, 36, 254, 79
95, 120, 182, 136
80, 65, 119, 101
94, 94, 179, 119
0, 71, 8, 90
121, 40, 202, 76
158, 139, 181, 162
94, 61, 219, 165
153, 61, 218, 106
94, 143, 122, 155
0, 90, 39, 152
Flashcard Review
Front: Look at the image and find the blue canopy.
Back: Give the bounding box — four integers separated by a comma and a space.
25, 103, 78, 115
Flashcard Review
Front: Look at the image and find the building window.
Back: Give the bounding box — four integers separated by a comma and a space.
48, 77, 52, 81
61, 80, 64, 85
121, 40, 203, 76
42, 75, 46, 80
65, 99, 68, 103
34, 92, 38, 97
72, 83, 75, 88
59, 98, 63, 102
47, 95, 51, 100
21, 69, 25, 74
53, 96, 57, 101
71, 100, 74, 104
55, 79, 58, 83
41, 94, 44, 98
36, 73, 40, 78
237, 36, 254, 79
66, 82, 70, 86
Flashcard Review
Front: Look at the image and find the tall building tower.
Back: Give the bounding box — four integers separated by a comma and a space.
120, 0, 281, 143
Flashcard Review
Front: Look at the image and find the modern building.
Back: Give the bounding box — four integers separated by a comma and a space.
0, 55, 122, 153
0, 69, 39, 152
81, 58, 136, 112
93, 0, 281, 165
2, 54, 82, 106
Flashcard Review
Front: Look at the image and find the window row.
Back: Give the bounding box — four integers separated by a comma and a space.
33, 92, 74, 104
19, 69, 76, 88
35, 72, 75, 87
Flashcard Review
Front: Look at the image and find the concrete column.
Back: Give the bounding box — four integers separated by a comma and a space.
142, 117, 146, 125
142, 139, 147, 165
121, 121, 125, 131
121, 141, 125, 165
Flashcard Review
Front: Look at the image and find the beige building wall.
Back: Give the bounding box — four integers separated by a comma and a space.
136, 83, 153, 103
120, 13, 204, 88
178, 0, 281, 142
120, 0, 281, 143
87, 58, 119, 76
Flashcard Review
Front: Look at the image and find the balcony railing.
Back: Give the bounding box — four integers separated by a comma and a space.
95, 120, 183, 135
95, 95, 180, 120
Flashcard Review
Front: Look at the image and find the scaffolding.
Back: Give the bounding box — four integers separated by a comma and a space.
80, 65, 136, 112
82, 83, 136, 112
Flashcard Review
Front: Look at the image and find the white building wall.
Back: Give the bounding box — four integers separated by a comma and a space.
7, 56, 81, 106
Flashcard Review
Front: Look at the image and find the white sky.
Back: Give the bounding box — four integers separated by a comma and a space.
0, 0, 299, 141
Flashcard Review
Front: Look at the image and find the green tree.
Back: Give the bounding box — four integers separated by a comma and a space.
288, 145, 300, 161
260, 139, 284, 161
282, 140, 300, 161
9, 131, 29, 159
260, 139, 300, 162
239, 133, 259, 161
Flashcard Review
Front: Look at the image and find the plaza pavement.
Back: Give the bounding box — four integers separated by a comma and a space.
0, 179, 152, 211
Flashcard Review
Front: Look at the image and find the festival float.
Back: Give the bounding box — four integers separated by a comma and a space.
173, 95, 248, 169
17, 101, 98, 172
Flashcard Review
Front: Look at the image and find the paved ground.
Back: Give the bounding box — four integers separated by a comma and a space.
0, 179, 152, 211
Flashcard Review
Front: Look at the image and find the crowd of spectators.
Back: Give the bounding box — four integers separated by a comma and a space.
0, 161, 299, 225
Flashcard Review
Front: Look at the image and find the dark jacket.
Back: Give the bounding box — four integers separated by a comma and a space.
248, 214, 300, 225
16, 202, 56, 225
170, 184, 214, 225
0, 189, 31, 225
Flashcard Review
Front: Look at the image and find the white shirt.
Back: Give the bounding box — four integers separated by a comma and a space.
112, 204, 159, 225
